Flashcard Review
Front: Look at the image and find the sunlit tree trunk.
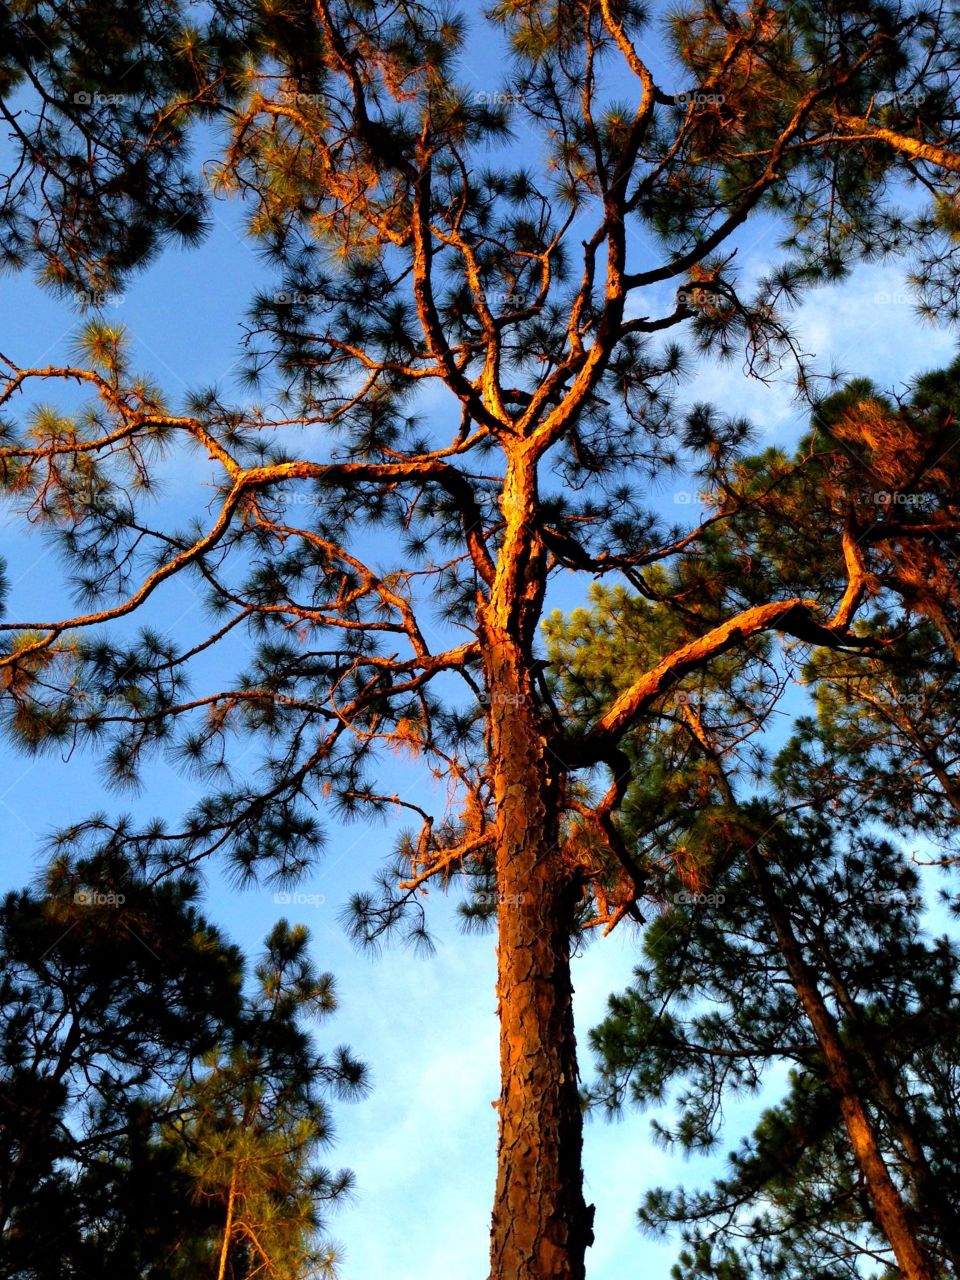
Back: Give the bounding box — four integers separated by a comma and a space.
216, 1166, 237, 1280
749, 851, 936, 1280
808, 923, 960, 1274
484, 451, 594, 1280
485, 633, 593, 1280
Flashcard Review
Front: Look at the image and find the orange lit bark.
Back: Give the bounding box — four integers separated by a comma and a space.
749, 850, 936, 1280
482, 443, 594, 1280
485, 631, 594, 1280
806, 922, 960, 1272
216, 1165, 237, 1280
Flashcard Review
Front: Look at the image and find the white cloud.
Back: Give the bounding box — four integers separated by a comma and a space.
685, 259, 958, 443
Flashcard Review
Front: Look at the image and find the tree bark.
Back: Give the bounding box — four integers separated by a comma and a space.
749, 850, 937, 1280
216, 1165, 237, 1280
808, 920, 960, 1275
485, 631, 594, 1280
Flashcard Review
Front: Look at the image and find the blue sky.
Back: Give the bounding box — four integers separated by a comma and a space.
1, 7, 959, 1277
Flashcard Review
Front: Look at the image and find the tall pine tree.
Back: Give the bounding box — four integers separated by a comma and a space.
0, 859, 365, 1277
4, 3, 960, 1274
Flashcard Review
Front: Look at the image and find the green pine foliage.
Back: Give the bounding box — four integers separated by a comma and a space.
0, 864, 366, 1278
5, 2, 960, 1274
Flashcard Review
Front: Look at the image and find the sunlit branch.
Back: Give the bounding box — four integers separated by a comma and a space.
575, 599, 880, 764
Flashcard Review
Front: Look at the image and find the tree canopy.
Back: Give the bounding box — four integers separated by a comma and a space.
0, 860, 366, 1278
543, 366, 960, 1279
3, 1, 960, 1276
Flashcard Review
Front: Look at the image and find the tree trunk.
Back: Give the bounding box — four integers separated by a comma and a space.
217, 1165, 237, 1280
808, 920, 960, 1275
749, 850, 937, 1280
485, 633, 594, 1280
0, 1014, 83, 1236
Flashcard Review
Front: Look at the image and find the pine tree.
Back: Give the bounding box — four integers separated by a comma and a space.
4, 4, 960, 1275
0, 862, 365, 1277
586, 803, 960, 1280
171, 923, 365, 1280
541, 393, 960, 1276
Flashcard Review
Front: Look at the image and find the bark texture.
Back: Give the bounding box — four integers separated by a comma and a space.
485, 627, 593, 1280
750, 850, 937, 1280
